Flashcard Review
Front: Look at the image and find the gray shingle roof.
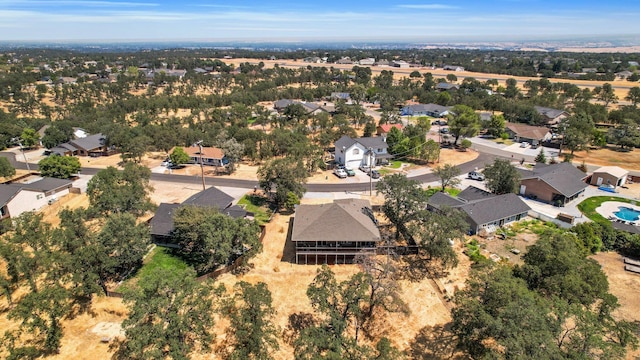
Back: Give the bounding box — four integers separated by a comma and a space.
0, 185, 21, 207
334, 135, 387, 152
403, 103, 451, 115
16, 177, 73, 192
457, 186, 494, 202
150, 187, 246, 238
428, 187, 531, 227
183, 186, 234, 209
519, 163, 588, 197
534, 106, 567, 119
68, 133, 106, 151
149, 203, 181, 237
460, 193, 531, 226
292, 199, 380, 243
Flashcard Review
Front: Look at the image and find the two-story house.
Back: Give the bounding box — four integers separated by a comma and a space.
334, 136, 392, 169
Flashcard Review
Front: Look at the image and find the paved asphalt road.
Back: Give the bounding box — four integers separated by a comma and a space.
1, 151, 502, 192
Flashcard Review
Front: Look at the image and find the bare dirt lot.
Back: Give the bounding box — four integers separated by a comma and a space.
592, 252, 640, 360
573, 147, 640, 170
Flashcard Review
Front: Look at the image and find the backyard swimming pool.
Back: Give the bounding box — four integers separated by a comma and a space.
614, 206, 640, 222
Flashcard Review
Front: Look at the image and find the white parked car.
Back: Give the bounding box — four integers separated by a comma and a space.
520, 142, 529, 148
468, 171, 485, 181
333, 168, 348, 178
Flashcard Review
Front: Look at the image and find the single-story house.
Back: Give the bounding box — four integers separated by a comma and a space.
435, 82, 460, 91
149, 186, 248, 246
376, 123, 403, 136
291, 199, 380, 264
534, 106, 569, 126
330, 92, 351, 101
443, 65, 465, 71
504, 122, 552, 145
589, 166, 629, 188
400, 103, 452, 117
49, 133, 111, 157
180, 145, 227, 167
358, 58, 375, 66
392, 60, 410, 68
518, 163, 589, 205
0, 176, 73, 220
334, 135, 392, 169
273, 99, 328, 115
427, 186, 531, 235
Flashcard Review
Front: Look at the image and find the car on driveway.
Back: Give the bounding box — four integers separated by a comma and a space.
468, 171, 485, 181
369, 170, 381, 179
359, 164, 370, 173
333, 168, 348, 178
344, 167, 356, 176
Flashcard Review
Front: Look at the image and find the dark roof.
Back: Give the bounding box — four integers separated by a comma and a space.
149, 203, 181, 237
334, 135, 388, 152
150, 187, 247, 238
292, 199, 380, 243
183, 186, 234, 210
534, 106, 567, 119
460, 193, 530, 226
457, 186, 495, 202
428, 186, 531, 226
68, 133, 105, 151
13, 177, 73, 192
0, 177, 73, 207
0, 185, 21, 207
519, 163, 588, 197
402, 103, 451, 115
274, 99, 294, 109
611, 221, 640, 235
435, 82, 460, 90
428, 191, 465, 207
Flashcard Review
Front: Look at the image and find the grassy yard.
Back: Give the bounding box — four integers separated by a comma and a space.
425, 187, 461, 198
118, 246, 188, 291
388, 160, 403, 169
577, 196, 638, 223
238, 194, 272, 225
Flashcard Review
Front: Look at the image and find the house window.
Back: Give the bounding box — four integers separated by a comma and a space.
377, 148, 383, 153
353, 149, 359, 155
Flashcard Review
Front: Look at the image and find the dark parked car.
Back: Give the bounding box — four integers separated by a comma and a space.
369, 170, 380, 179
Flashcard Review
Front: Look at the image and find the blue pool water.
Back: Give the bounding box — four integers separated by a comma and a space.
614, 207, 640, 221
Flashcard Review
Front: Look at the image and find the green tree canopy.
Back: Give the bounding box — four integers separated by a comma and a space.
0, 156, 15, 178
38, 155, 81, 179
483, 158, 521, 195
376, 174, 429, 241
447, 105, 481, 145
115, 267, 219, 360
20, 127, 40, 149
258, 157, 307, 211
169, 146, 190, 165
221, 281, 280, 360
172, 205, 262, 275
433, 163, 461, 191
86, 163, 154, 217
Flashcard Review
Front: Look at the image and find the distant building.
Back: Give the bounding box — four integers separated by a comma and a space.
400, 103, 451, 117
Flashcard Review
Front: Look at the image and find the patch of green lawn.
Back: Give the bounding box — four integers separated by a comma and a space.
119, 246, 188, 291
577, 196, 638, 224
238, 194, 272, 225
388, 160, 403, 169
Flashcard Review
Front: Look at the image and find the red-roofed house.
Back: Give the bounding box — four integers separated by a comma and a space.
180, 145, 227, 167
376, 123, 403, 136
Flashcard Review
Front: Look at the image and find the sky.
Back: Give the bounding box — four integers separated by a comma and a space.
0, 0, 639, 42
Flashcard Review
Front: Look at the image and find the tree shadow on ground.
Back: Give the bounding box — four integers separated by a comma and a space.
408, 324, 466, 360
282, 312, 316, 345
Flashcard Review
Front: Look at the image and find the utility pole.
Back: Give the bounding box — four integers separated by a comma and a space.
196, 140, 205, 191
12, 138, 30, 172
368, 147, 373, 196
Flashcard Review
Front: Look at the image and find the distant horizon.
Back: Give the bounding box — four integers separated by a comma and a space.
1, 0, 639, 43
